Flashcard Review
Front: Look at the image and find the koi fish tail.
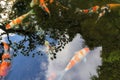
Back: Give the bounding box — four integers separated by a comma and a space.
30, 1, 34, 7
43, 6, 50, 15
30, 0, 38, 7
107, 4, 120, 9
95, 12, 105, 23
57, 71, 66, 80
28, 9, 35, 15
95, 16, 101, 23
95, 16, 100, 23
74, 8, 81, 14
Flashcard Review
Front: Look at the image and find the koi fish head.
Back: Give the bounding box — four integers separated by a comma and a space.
96, 6, 100, 10
2, 54, 11, 61
84, 47, 90, 53
6, 24, 11, 29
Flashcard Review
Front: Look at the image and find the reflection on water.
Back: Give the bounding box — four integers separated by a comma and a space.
0, 0, 104, 80
5, 54, 48, 80
0, 30, 102, 80
0, 29, 48, 80
47, 34, 102, 80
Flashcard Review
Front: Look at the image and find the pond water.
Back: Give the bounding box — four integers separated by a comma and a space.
0, 30, 102, 80
0, 0, 104, 80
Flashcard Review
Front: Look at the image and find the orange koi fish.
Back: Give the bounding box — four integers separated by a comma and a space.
107, 4, 120, 9
57, 48, 90, 80
0, 53, 11, 77
30, 0, 39, 7
65, 47, 90, 71
40, 0, 50, 15
83, 9, 89, 14
6, 10, 34, 30
0, 42, 10, 62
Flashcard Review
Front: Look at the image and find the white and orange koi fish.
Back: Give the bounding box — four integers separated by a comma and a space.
75, 5, 99, 14
39, 0, 50, 15
57, 47, 90, 80
6, 10, 34, 30
0, 53, 11, 77
65, 47, 90, 71
96, 4, 120, 23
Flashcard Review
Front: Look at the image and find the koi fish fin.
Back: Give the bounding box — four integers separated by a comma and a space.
95, 18, 99, 23
74, 8, 80, 14
83, 57, 87, 63
57, 71, 66, 80
30, 0, 38, 8
29, 9, 35, 15
30, 2, 34, 7
95, 15, 101, 23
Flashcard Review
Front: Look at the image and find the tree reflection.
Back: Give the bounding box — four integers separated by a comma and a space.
0, 0, 120, 79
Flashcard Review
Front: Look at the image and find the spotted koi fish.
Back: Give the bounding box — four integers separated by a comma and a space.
57, 48, 90, 80
0, 54, 11, 77
6, 10, 34, 30
75, 5, 100, 14
65, 47, 90, 71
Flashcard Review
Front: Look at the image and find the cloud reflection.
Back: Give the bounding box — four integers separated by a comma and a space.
47, 34, 102, 80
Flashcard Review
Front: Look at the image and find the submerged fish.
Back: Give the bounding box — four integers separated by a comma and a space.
75, 5, 99, 14
65, 47, 90, 71
2, 42, 10, 53
39, 0, 50, 15
58, 48, 90, 80
0, 42, 11, 78
96, 4, 111, 23
0, 53, 11, 77
0, 42, 10, 61
6, 10, 34, 30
